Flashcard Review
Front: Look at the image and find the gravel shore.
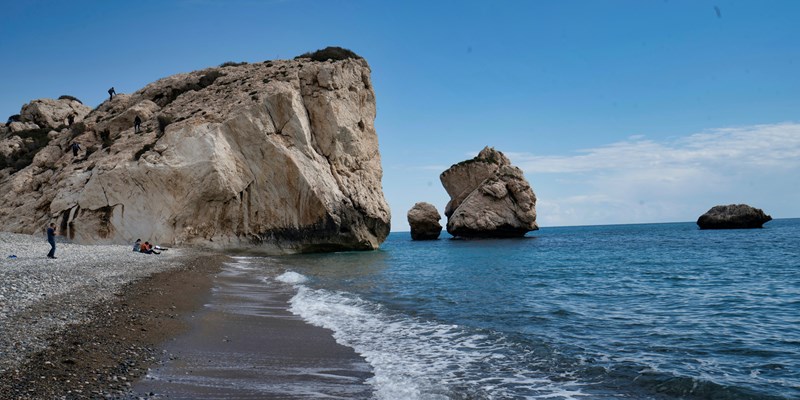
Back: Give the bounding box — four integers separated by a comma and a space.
0, 232, 187, 375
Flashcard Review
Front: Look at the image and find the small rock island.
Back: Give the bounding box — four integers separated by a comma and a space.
440, 147, 537, 238
697, 204, 772, 229
407, 202, 442, 240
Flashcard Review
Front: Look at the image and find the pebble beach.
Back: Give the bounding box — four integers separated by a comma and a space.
0, 232, 185, 375
0, 231, 373, 399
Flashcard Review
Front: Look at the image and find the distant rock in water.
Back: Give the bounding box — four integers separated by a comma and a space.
407, 202, 442, 240
0, 49, 390, 253
440, 147, 537, 238
697, 204, 772, 229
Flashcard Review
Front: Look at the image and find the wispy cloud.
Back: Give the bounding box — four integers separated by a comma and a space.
505, 123, 800, 226
508, 123, 800, 174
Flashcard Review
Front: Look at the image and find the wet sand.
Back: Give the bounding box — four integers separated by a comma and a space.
133, 258, 374, 399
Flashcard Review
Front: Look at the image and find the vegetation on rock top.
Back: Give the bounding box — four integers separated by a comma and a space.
295, 46, 362, 62
219, 61, 248, 67
58, 95, 83, 104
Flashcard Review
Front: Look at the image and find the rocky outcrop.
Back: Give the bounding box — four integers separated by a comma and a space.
0, 51, 390, 253
440, 147, 537, 238
407, 202, 442, 240
20, 98, 91, 131
697, 204, 772, 229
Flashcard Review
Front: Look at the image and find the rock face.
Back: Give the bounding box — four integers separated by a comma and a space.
20, 98, 91, 131
407, 202, 442, 240
697, 204, 772, 229
440, 147, 537, 238
0, 53, 390, 253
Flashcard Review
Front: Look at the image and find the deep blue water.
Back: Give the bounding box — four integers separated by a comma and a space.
268, 219, 799, 399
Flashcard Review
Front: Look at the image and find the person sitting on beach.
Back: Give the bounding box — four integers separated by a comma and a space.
155, 243, 169, 250
140, 241, 161, 255
133, 239, 141, 252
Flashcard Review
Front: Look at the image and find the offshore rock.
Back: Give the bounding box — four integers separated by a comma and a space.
0, 53, 390, 253
407, 202, 442, 240
697, 204, 772, 229
440, 147, 537, 238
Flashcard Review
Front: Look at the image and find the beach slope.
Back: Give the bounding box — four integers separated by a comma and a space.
0, 232, 222, 399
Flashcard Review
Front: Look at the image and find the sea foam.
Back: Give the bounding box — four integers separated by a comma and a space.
284, 277, 587, 400
276, 271, 309, 284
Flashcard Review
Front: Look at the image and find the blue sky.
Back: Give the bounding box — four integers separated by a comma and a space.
2, 0, 798, 230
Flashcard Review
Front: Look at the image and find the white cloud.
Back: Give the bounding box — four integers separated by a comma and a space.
509, 122, 800, 174
508, 123, 800, 226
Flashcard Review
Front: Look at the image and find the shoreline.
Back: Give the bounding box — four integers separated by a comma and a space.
0, 232, 374, 399
132, 257, 374, 399
0, 232, 225, 399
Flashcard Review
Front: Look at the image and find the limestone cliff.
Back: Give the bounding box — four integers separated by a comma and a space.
0, 53, 390, 252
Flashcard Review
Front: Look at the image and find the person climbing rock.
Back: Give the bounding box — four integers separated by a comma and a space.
67, 114, 75, 126
108, 87, 116, 100
134, 115, 142, 133
71, 142, 81, 157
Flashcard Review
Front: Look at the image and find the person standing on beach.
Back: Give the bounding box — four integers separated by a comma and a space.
46, 223, 57, 259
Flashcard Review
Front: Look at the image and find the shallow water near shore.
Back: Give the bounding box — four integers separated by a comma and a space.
142, 219, 799, 399
133, 258, 373, 399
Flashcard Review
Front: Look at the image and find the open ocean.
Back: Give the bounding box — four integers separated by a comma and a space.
230, 219, 798, 399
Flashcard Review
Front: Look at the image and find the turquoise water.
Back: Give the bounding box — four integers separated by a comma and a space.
269, 219, 799, 399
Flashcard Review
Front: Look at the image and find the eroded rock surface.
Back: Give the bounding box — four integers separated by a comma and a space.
697, 204, 772, 229
407, 202, 442, 240
20, 98, 91, 131
0, 54, 390, 252
440, 147, 537, 238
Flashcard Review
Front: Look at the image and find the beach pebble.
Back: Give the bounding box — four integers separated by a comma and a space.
0, 232, 184, 375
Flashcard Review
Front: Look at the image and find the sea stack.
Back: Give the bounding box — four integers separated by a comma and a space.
697, 204, 772, 229
440, 147, 537, 238
407, 202, 442, 240
0, 48, 391, 253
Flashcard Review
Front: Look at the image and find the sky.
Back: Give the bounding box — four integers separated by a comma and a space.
2, 0, 798, 231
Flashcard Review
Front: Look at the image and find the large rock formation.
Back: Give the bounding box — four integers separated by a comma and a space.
20, 98, 91, 131
697, 204, 772, 229
440, 147, 537, 238
407, 202, 442, 240
0, 51, 390, 252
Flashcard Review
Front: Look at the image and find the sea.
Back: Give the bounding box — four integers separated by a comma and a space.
151, 219, 800, 399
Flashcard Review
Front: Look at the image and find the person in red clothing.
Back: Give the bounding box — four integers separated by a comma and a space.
140, 241, 161, 255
